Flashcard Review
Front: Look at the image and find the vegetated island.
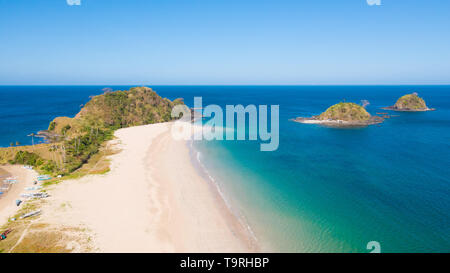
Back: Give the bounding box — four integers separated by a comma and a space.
382, 93, 435, 112
293, 102, 384, 127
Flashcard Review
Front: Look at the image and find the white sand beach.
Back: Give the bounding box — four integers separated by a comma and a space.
39, 122, 256, 252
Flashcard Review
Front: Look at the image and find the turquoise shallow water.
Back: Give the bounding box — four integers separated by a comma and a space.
1, 85, 449, 252
180, 85, 450, 253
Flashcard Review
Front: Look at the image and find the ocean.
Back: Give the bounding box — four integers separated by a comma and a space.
1, 85, 449, 252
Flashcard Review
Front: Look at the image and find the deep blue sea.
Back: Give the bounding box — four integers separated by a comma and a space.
1, 85, 449, 252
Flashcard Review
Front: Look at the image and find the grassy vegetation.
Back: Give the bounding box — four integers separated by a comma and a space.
394, 93, 427, 109
0, 144, 52, 164
318, 102, 371, 121
0, 209, 90, 253
0, 200, 45, 253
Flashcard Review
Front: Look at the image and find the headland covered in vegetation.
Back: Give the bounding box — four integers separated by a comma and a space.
0, 86, 183, 176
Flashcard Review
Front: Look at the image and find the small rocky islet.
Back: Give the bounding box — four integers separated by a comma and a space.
293, 102, 383, 127
382, 93, 435, 112
293, 93, 434, 128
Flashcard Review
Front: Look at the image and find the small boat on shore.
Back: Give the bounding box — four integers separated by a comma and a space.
25, 186, 42, 191
20, 210, 41, 219
21, 192, 49, 199
37, 175, 51, 181
0, 229, 12, 241
4, 178, 17, 182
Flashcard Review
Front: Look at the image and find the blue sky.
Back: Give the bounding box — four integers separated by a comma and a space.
0, 0, 449, 85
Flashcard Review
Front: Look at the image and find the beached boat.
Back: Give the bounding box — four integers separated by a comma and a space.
0, 229, 12, 241
25, 186, 42, 191
20, 192, 49, 199
37, 175, 51, 181
4, 178, 17, 182
20, 210, 41, 219
37, 178, 51, 181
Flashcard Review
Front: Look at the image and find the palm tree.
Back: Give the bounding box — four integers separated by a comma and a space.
28, 133, 36, 150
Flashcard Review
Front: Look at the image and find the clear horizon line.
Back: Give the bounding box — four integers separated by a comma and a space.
1, 83, 450, 86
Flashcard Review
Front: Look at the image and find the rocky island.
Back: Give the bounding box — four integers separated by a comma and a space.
293, 102, 383, 127
382, 93, 435, 111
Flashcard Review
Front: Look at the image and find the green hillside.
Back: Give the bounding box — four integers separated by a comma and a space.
318, 102, 371, 122
394, 93, 428, 110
